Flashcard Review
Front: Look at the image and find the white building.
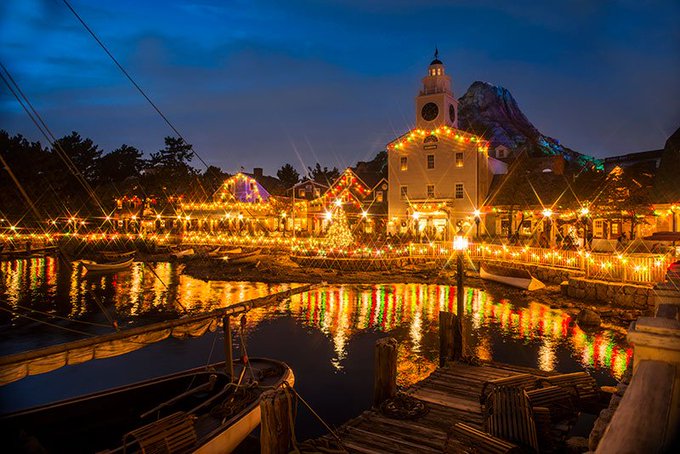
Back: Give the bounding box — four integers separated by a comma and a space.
387, 52, 502, 240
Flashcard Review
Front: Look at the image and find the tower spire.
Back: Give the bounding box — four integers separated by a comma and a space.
434, 46, 439, 60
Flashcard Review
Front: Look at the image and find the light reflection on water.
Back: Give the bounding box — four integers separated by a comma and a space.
1, 258, 631, 386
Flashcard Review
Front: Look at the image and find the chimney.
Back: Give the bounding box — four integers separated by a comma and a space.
253, 167, 263, 178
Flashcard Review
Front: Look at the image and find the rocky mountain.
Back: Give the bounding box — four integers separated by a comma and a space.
457, 81, 602, 169
654, 126, 680, 202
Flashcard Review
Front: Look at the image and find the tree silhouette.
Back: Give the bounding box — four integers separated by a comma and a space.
277, 163, 300, 188
307, 163, 340, 185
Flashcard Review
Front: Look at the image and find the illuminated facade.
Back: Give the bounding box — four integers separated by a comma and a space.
387, 54, 495, 240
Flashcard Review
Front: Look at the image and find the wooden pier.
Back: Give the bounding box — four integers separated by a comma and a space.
297, 360, 560, 453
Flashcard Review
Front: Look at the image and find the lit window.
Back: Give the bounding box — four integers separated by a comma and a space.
455, 152, 464, 167
437, 68, 441, 75
427, 154, 435, 169
400, 186, 408, 200
298, 189, 305, 197
314, 189, 320, 197
376, 191, 384, 202
455, 183, 464, 199
427, 185, 435, 198
611, 223, 620, 235
400, 156, 408, 171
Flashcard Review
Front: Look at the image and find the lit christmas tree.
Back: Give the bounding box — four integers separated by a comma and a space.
325, 206, 354, 249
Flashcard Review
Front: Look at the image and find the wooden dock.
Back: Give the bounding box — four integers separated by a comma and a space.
298, 360, 562, 454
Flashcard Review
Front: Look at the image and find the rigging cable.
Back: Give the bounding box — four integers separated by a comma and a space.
0, 306, 94, 337
61, 0, 275, 234
0, 62, 119, 330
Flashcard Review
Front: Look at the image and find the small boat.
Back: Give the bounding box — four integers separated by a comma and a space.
0, 358, 294, 454
100, 250, 136, 260
171, 248, 195, 258
226, 248, 263, 265
480, 264, 545, 290
80, 258, 134, 272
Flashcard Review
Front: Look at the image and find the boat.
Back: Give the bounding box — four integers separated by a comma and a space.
226, 248, 263, 265
80, 258, 134, 272
100, 250, 136, 260
0, 358, 294, 453
171, 248, 195, 258
0, 285, 312, 454
480, 264, 545, 290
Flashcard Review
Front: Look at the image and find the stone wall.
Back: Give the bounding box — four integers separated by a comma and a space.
566, 277, 654, 309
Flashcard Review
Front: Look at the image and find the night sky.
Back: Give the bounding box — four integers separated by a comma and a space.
1, 0, 678, 176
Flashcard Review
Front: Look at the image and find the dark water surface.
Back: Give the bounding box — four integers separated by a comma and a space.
0, 257, 630, 439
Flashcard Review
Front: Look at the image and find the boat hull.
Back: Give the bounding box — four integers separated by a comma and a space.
480, 265, 545, 291
1, 358, 293, 453
81, 258, 134, 272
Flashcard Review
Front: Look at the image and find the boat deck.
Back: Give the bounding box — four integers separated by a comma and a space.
300, 361, 557, 453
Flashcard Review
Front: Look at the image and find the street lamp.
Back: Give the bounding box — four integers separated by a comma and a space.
580, 207, 590, 250
542, 208, 553, 247
473, 209, 481, 239
452, 228, 468, 360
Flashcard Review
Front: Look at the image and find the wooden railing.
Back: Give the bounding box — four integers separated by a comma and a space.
408, 242, 674, 284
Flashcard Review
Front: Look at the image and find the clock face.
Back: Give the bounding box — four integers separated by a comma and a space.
449, 104, 456, 123
421, 102, 438, 121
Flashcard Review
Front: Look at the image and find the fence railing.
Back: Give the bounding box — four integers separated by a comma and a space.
408, 242, 674, 284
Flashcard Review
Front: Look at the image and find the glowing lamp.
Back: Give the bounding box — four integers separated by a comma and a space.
542, 209, 553, 218
335, 199, 342, 207
580, 207, 589, 216
453, 230, 468, 251
325, 211, 332, 221
361, 211, 368, 218
473, 209, 481, 218
412, 212, 420, 220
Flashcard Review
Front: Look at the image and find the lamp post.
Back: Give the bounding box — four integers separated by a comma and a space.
473, 209, 481, 240
542, 208, 553, 247
452, 229, 469, 360
580, 207, 590, 250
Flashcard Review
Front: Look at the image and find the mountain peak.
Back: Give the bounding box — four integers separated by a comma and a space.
458, 81, 601, 169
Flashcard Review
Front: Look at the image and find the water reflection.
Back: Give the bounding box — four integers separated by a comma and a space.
253, 284, 632, 383
1, 259, 631, 385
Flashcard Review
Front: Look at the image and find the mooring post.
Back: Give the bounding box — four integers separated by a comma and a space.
260, 388, 293, 454
439, 310, 453, 366
374, 337, 398, 407
222, 315, 234, 381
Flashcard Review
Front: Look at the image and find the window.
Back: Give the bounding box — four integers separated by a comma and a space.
376, 191, 383, 202
427, 184, 435, 198
455, 183, 464, 199
611, 223, 620, 235
314, 189, 320, 197
400, 156, 408, 171
455, 152, 464, 167
427, 154, 435, 169
298, 189, 305, 197
400, 186, 408, 200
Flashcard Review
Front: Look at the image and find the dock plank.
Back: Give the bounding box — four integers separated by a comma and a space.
300, 361, 560, 454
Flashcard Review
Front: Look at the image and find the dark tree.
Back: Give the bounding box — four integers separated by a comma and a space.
53, 131, 102, 183
277, 163, 300, 188
97, 144, 144, 183
307, 163, 340, 185
148, 136, 194, 171
654, 126, 680, 203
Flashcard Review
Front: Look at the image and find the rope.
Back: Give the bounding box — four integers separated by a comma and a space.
289, 385, 345, 446
0, 306, 94, 336
0, 301, 112, 328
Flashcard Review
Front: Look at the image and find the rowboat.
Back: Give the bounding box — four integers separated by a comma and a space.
227, 248, 263, 264
171, 248, 195, 258
480, 264, 545, 290
80, 258, 134, 272
100, 250, 136, 260
0, 358, 294, 454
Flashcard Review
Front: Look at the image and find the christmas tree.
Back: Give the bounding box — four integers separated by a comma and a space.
325, 206, 354, 249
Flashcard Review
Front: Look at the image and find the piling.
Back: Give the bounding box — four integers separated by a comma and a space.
260, 387, 294, 454
440, 310, 463, 366
373, 337, 398, 407
222, 316, 234, 380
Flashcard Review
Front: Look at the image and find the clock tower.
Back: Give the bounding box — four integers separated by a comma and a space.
415, 49, 458, 129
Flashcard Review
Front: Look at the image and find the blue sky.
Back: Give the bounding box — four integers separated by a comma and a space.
1, 0, 678, 175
